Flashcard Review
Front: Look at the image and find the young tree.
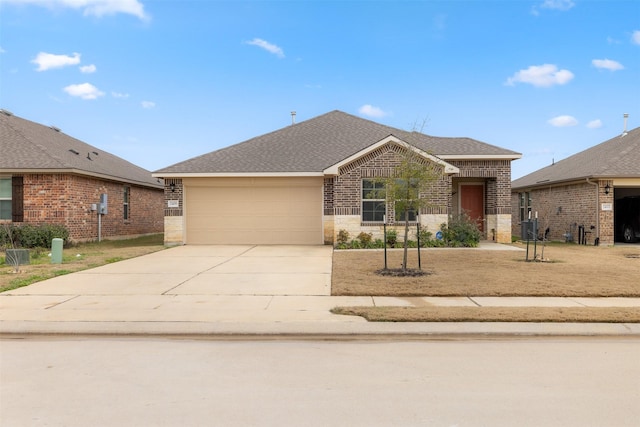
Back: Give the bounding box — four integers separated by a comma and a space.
368, 141, 445, 271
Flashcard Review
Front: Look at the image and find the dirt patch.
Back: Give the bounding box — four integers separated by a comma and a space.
332, 243, 640, 297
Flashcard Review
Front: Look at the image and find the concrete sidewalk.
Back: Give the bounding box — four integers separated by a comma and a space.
1, 244, 639, 338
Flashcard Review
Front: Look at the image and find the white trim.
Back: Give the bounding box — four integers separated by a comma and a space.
153, 172, 324, 178
439, 154, 522, 160
323, 135, 460, 175
2, 168, 163, 189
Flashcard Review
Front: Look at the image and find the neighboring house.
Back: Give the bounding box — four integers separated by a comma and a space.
154, 110, 521, 246
0, 109, 164, 242
511, 126, 640, 245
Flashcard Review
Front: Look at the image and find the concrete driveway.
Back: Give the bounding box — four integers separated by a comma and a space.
1, 245, 376, 325
11, 245, 334, 297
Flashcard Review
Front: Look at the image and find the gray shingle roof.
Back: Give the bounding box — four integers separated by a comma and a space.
155, 110, 521, 174
0, 109, 162, 188
512, 126, 640, 189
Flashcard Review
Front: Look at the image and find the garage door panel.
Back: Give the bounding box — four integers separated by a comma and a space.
185, 178, 322, 245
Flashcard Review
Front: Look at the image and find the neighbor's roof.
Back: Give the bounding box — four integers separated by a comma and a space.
154, 110, 521, 175
512, 126, 640, 189
0, 109, 162, 188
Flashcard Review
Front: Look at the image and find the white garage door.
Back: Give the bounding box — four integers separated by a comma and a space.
184, 177, 323, 245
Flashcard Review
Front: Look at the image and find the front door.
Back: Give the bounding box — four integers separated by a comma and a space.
460, 184, 484, 232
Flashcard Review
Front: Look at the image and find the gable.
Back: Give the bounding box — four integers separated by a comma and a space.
323, 135, 459, 176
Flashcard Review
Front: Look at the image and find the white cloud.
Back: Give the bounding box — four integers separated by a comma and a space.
548, 115, 578, 127
505, 64, 574, 87
592, 59, 624, 71
540, 0, 575, 10
586, 119, 603, 129
245, 38, 285, 58
141, 101, 155, 109
358, 104, 388, 118
0, 46, 5, 53
632, 30, 640, 45
63, 83, 104, 100
32, 52, 80, 71
4, 0, 148, 20
111, 91, 130, 98
531, 0, 575, 15
80, 64, 97, 73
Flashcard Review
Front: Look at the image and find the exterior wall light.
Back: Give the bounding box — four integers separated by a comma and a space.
169, 182, 176, 192
604, 183, 611, 195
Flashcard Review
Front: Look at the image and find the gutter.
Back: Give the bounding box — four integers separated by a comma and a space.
586, 178, 599, 241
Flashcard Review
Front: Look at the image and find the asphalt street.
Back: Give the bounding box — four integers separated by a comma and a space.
1, 337, 639, 427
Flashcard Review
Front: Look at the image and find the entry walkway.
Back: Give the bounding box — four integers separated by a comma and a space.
1, 245, 639, 337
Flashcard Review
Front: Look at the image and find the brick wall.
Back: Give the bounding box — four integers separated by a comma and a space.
14, 173, 163, 241
511, 180, 613, 245
332, 144, 450, 221
450, 159, 512, 215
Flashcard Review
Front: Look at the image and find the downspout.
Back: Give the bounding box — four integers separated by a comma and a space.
586, 178, 599, 241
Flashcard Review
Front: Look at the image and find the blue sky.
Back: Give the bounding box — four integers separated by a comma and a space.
1, 0, 638, 179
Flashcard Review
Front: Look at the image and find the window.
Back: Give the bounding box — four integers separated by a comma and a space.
395, 205, 417, 222
362, 180, 385, 222
0, 178, 11, 220
519, 192, 531, 221
123, 186, 130, 220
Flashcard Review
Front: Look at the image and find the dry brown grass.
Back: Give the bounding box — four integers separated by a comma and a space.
331, 306, 640, 323
332, 243, 640, 297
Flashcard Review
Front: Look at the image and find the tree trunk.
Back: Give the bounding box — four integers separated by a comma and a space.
402, 210, 409, 270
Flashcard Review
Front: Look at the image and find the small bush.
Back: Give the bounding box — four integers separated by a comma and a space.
349, 240, 362, 249
357, 232, 373, 248
386, 229, 398, 248
440, 213, 481, 247
0, 224, 69, 249
336, 229, 350, 246
373, 239, 385, 248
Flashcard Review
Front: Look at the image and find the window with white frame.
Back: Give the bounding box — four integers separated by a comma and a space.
362, 179, 386, 222
0, 178, 11, 220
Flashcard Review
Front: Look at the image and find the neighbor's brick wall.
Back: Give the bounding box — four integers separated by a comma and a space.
511, 180, 613, 245
15, 173, 163, 242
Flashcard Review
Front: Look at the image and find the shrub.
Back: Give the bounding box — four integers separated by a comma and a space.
0, 223, 70, 250
440, 213, 481, 247
385, 229, 398, 248
357, 232, 373, 248
349, 239, 362, 249
373, 239, 385, 248
416, 226, 432, 247
336, 229, 350, 246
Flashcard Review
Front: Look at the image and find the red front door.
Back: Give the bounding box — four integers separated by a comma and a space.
460, 184, 484, 232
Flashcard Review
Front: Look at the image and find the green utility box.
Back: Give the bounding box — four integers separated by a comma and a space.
51, 238, 63, 264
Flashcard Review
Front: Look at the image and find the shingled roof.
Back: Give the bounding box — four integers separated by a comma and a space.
155, 110, 521, 175
512, 126, 640, 189
0, 109, 162, 188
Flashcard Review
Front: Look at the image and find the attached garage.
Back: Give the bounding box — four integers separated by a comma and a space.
183, 177, 323, 245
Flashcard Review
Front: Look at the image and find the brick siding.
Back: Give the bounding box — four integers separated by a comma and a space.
511, 180, 613, 245
8, 173, 163, 242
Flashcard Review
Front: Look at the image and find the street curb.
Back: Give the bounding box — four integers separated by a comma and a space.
2, 321, 639, 340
